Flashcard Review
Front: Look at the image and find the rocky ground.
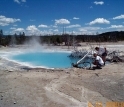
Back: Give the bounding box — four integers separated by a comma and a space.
0, 63, 124, 107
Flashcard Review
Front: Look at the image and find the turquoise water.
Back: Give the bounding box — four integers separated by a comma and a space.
10, 51, 81, 68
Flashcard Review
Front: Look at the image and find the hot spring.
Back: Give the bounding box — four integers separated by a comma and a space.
10, 51, 77, 68
0, 45, 93, 69
0, 48, 82, 69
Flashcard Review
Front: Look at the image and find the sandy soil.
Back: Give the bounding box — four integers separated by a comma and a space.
0, 42, 124, 107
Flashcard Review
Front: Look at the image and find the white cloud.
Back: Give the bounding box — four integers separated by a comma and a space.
94, 1, 104, 5
14, 28, 25, 32
21, 0, 26, 2
73, 17, 80, 20
67, 24, 81, 28
107, 25, 124, 31
109, 25, 124, 28
78, 27, 102, 35
52, 25, 58, 28
26, 25, 39, 31
26, 25, 41, 35
55, 19, 70, 25
78, 28, 87, 32
14, 0, 20, 4
88, 18, 110, 25
9, 28, 25, 35
38, 24, 48, 28
113, 14, 124, 20
14, 0, 26, 4
0, 15, 21, 26
79, 27, 100, 32
53, 29, 59, 32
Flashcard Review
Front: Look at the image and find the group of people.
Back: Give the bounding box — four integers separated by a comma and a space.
93, 47, 108, 69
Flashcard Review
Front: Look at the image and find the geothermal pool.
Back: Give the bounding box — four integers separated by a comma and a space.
3, 50, 82, 69
0, 48, 92, 69
10, 51, 75, 68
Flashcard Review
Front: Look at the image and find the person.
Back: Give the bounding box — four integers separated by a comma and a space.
92, 53, 104, 69
95, 47, 107, 65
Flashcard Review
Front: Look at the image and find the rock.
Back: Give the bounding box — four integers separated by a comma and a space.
14, 102, 16, 104
8, 70, 13, 72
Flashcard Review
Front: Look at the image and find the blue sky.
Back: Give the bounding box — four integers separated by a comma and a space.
0, 0, 124, 35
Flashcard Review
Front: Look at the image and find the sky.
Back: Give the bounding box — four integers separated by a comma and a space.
0, 0, 124, 35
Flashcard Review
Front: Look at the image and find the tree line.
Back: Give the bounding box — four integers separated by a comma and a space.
0, 29, 124, 46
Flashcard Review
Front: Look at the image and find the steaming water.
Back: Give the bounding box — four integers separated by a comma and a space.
1, 37, 91, 68
9, 51, 81, 68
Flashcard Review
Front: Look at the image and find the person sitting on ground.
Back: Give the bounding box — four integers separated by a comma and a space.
92, 53, 104, 69
95, 47, 107, 65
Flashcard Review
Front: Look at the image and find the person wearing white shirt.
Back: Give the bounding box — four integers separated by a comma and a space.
93, 53, 104, 68
95, 47, 107, 65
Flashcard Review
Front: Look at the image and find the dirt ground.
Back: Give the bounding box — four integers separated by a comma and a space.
0, 42, 124, 107
0, 63, 124, 107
